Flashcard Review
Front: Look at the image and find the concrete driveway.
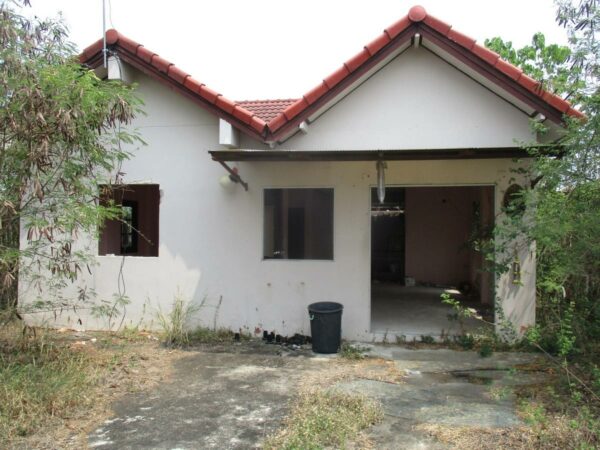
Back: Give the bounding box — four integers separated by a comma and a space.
88, 342, 543, 449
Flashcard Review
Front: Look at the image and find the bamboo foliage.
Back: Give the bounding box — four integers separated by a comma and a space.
0, 1, 143, 317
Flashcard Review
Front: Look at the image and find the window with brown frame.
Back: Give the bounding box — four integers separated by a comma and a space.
98, 184, 159, 257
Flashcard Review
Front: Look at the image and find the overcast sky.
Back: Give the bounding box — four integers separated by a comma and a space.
24, 0, 566, 100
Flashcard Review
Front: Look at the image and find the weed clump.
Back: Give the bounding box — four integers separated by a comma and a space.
156, 294, 201, 347
264, 389, 383, 450
455, 333, 475, 350
188, 327, 240, 344
156, 293, 245, 347
340, 342, 370, 360
420, 335, 435, 344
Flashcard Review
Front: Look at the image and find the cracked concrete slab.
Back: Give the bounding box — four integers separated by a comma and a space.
366, 345, 541, 372
88, 344, 328, 450
336, 345, 545, 449
88, 343, 545, 450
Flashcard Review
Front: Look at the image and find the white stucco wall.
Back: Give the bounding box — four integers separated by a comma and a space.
20, 53, 536, 340
278, 47, 535, 150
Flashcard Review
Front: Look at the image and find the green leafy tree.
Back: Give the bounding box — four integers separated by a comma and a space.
485, 33, 575, 96
485, 1, 600, 359
0, 1, 143, 318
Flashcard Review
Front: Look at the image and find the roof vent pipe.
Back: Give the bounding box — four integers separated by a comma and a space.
102, 0, 107, 68
413, 33, 421, 49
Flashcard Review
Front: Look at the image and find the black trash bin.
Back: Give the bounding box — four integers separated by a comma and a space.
308, 302, 343, 354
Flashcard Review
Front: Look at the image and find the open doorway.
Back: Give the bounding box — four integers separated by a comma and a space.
370, 186, 494, 338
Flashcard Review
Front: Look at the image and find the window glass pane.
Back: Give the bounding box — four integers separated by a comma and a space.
263, 188, 333, 260
120, 203, 137, 254
122, 205, 133, 222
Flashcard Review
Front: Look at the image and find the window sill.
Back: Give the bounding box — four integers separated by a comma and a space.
97, 254, 159, 258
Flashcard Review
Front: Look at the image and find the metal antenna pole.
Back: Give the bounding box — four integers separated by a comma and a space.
102, 0, 107, 68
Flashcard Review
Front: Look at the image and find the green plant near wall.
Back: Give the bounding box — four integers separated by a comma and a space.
484, 2, 600, 361
156, 294, 201, 347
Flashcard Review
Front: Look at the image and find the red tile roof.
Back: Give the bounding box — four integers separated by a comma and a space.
237, 99, 298, 122
80, 29, 267, 137
267, 5, 583, 138
80, 5, 582, 143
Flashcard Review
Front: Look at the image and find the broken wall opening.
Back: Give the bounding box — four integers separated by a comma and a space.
370, 185, 494, 336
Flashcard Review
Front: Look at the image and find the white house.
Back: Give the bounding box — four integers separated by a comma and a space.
21, 6, 581, 341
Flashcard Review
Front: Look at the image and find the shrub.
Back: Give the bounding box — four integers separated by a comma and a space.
456, 334, 475, 350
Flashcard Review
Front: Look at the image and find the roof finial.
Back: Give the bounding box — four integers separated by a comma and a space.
408, 5, 427, 22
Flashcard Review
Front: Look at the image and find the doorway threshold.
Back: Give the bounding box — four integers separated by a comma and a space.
370, 284, 491, 341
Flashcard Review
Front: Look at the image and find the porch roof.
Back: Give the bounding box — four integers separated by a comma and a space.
209, 147, 532, 162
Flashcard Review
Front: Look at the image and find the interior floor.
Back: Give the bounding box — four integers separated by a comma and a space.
370, 283, 491, 338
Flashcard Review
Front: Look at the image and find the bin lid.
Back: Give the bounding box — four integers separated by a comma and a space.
308, 302, 343, 314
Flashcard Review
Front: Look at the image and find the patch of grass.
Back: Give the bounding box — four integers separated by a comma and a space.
188, 327, 240, 344
478, 340, 494, 358
264, 388, 383, 450
420, 335, 435, 344
514, 371, 600, 449
340, 342, 369, 360
156, 294, 201, 347
521, 400, 549, 426
118, 325, 148, 342
0, 320, 181, 448
422, 366, 600, 449
0, 324, 102, 442
455, 333, 475, 350
518, 400, 599, 448
156, 293, 245, 347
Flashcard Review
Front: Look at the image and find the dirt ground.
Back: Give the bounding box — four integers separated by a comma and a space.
11, 331, 187, 450
13, 333, 549, 450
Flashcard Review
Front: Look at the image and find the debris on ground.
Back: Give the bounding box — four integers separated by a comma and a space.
261, 330, 312, 350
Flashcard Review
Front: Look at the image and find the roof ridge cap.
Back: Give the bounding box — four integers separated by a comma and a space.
238, 98, 299, 103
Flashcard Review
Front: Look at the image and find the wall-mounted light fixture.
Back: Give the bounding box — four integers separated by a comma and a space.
218, 162, 249, 191
376, 160, 387, 204
219, 172, 237, 190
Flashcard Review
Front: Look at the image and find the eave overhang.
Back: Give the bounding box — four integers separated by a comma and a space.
209, 147, 534, 162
